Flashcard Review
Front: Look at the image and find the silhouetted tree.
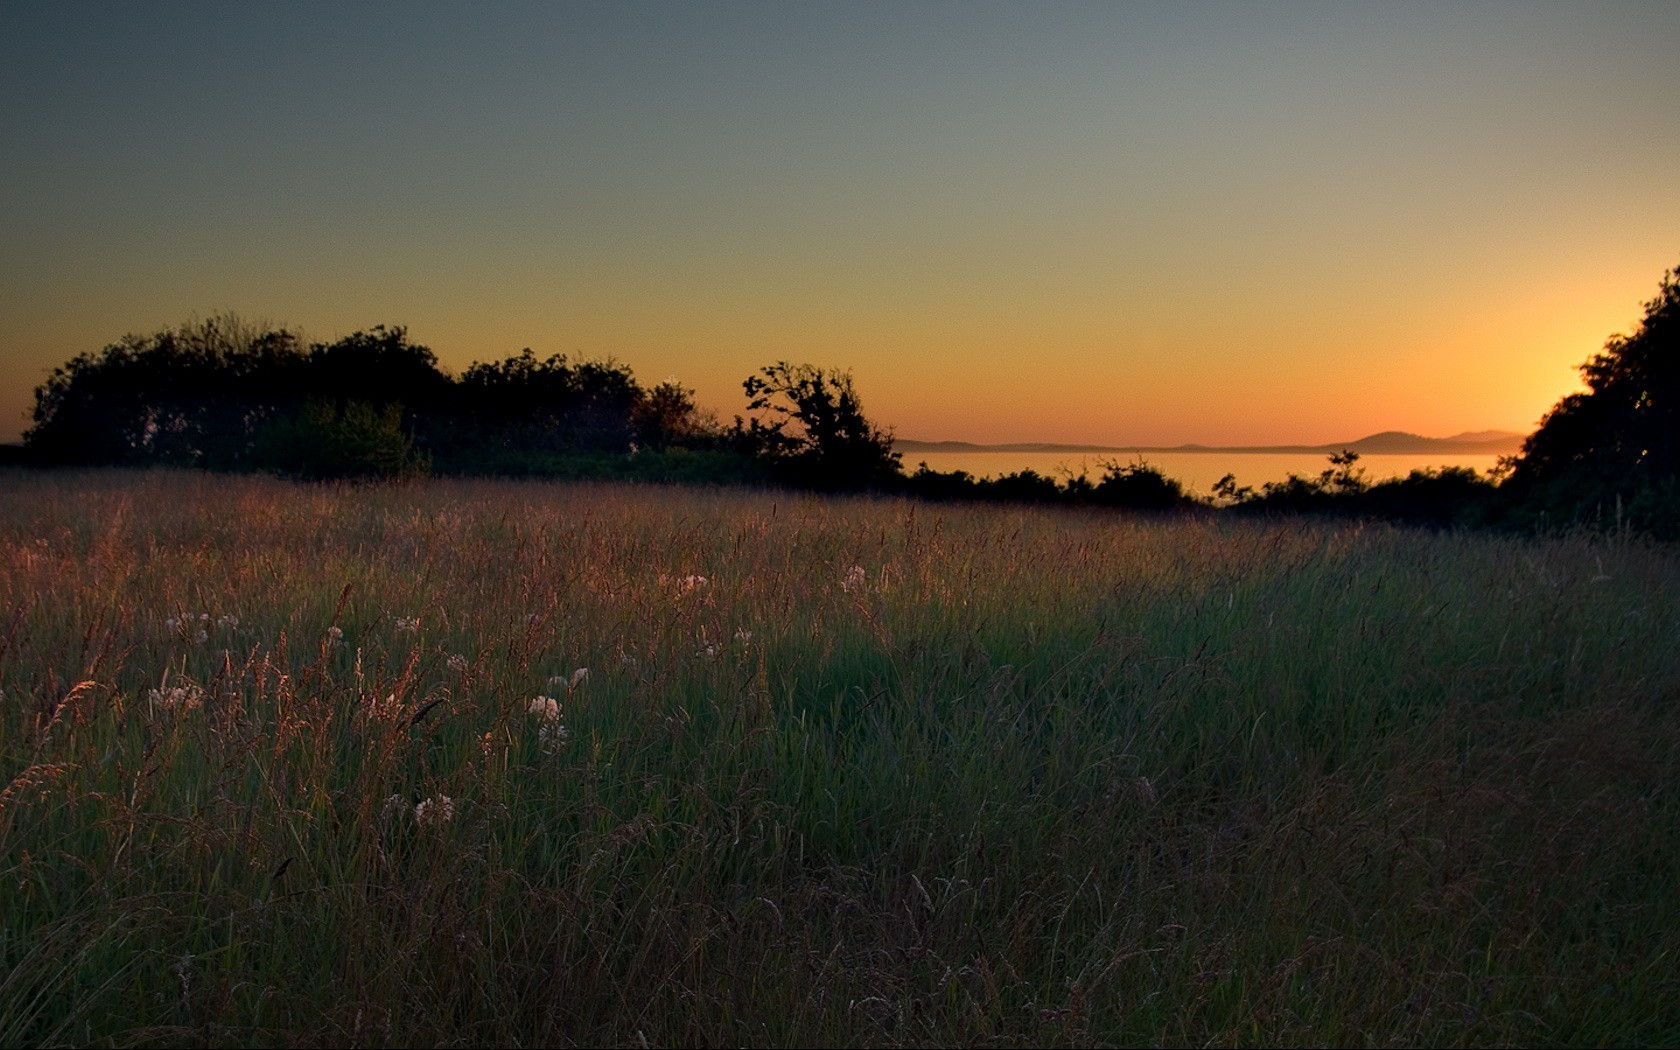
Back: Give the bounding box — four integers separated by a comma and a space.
26, 314, 309, 466
976, 469, 1063, 504
1505, 265, 1680, 534
633, 380, 719, 451
454, 350, 642, 454
1362, 467, 1497, 527
902, 463, 981, 502
305, 326, 451, 413
740, 362, 901, 489
1089, 460, 1192, 510
1227, 450, 1365, 513
25, 317, 455, 472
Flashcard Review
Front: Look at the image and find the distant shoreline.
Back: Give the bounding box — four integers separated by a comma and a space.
894, 430, 1524, 457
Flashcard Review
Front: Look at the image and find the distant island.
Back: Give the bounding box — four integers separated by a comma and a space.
893, 430, 1525, 456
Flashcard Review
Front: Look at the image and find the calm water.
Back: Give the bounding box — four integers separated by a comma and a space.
900, 450, 1505, 496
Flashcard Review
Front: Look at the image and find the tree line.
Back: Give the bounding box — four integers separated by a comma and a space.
21, 317, 900, 490
17, 263, 1680, 537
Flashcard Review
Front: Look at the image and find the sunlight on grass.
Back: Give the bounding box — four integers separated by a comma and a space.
1, 469, 1677, 1046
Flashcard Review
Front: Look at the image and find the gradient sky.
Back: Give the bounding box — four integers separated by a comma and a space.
3, 1, 1677, 446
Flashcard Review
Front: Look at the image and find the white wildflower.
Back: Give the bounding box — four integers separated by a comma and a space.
538, 721, 571, 748
734, 628, 753, 646
529, 694, 568, 752
394, 616, 420, 633
195, 629, 209, 644
326, 625, 343, 645
677, 574, 709, 593
414, 795, 454, 828
216, 615, 238, 630
164, 616, 180, 632
841, 565, 867, 592
148, 683, 204, 712
446, 653, 469, 673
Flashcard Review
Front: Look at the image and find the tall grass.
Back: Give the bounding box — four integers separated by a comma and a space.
1, 468, 1677, 1046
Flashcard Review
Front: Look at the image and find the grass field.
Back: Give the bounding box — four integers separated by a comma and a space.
2, 469, 1677, 1047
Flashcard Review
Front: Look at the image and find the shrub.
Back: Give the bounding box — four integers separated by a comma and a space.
251, 401, 429, 480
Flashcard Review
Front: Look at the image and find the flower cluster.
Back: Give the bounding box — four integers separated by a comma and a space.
149, 682, 204, 712
163, 612, 217, 644
414, 794, 454, 828
529, 694, 570, 750
841, 564, 868, 592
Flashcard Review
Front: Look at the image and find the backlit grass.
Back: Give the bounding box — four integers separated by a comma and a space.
2, 469, 1677, 1046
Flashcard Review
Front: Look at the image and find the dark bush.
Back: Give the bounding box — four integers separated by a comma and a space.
251, 401, 429, 481
1089, 460, 1191, 510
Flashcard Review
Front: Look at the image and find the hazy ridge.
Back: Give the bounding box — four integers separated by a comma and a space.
894, 430, 1525, 456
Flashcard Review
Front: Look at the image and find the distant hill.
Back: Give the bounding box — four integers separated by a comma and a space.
894, 431, 1525, 456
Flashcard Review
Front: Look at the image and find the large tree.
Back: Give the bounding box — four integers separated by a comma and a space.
24, 316, 447, 472
454, 349, 644, 454
1506, 265, 1680, 532
26, 314, 309, 466
740, 362, 901, 489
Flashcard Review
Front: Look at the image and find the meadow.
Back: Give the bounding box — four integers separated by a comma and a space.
1, 469, 1677, 1047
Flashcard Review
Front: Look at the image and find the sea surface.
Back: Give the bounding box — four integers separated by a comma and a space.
899, 449, 1506, 496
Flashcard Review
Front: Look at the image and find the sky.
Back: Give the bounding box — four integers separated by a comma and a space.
2, 1, 1677, 447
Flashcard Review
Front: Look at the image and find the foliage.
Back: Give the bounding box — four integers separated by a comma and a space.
1504, 264, 1680, 536
741, 361, 901, 489
22, 318, 449, 471
974, 468, 1065, 503
634, 380, 722, 451
250, 400, 430, 480
1361, 465, 1500, 526
25, 314, 310, 467
1219, 451, 1499, 528
901, 463, 982, 501
1219, 450, 1366, 514
24, 318, 724, 478
20, 313, 1556, 532
1089, 459, 1192, 509
307, 325, 452, 411
453, 349, 644, 454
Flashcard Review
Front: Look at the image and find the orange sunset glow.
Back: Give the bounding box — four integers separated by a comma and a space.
2, 3, 1676, 448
